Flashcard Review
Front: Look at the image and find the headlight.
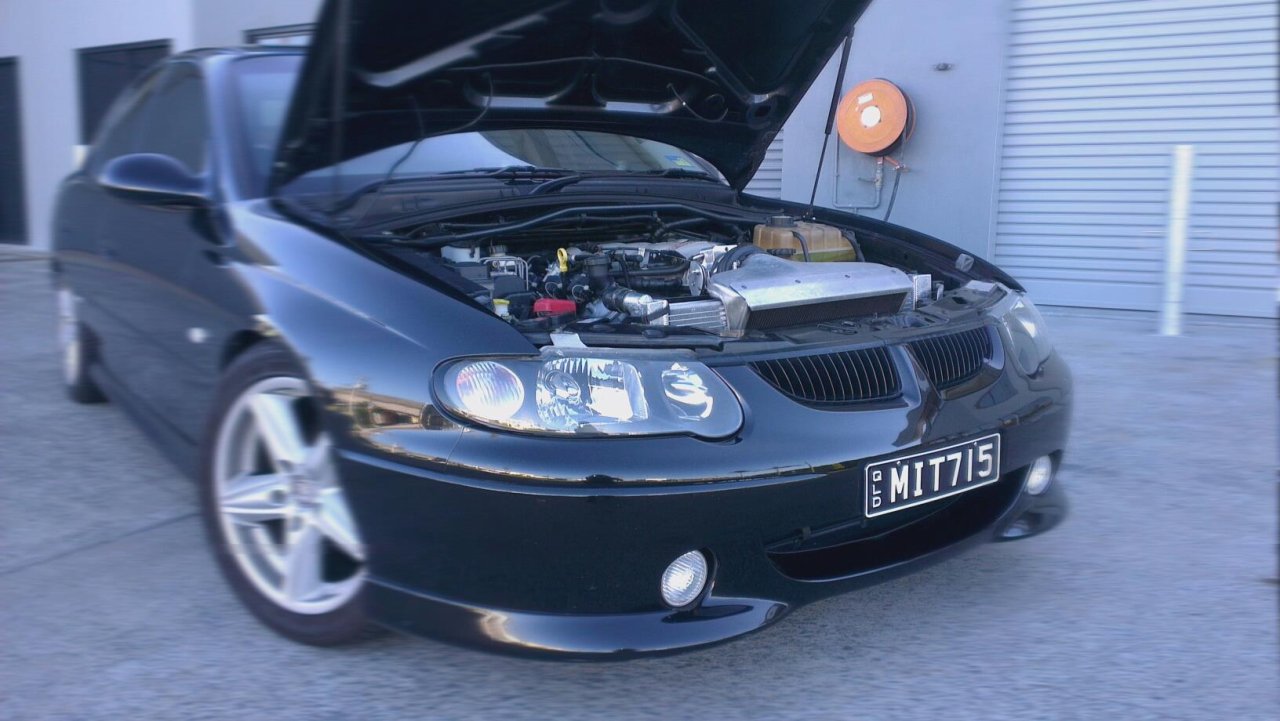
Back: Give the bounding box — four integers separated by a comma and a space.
1004, 295, 1054, 375
435, 350, 743, 438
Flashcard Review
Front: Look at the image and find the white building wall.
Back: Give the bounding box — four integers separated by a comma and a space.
778, 0, 1012, 261
0, 0, 323, 251
0, 0, 197, 250
192, 0, 319, 47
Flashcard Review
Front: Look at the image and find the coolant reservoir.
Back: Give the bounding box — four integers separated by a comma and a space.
752, 215, 857, 262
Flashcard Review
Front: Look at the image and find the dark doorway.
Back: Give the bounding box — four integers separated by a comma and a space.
0, 57, 26, 245
77, 40, 170, 144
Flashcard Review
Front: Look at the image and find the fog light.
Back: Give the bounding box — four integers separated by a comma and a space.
1025, 456, 1054, 495
660, 550, 709, 608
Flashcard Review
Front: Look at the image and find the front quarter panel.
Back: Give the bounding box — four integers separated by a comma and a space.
221, 200, 536, 459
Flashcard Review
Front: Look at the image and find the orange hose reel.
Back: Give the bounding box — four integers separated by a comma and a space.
836, 79, 914, 156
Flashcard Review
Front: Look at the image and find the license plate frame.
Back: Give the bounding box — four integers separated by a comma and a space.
864, 433, 1002, 518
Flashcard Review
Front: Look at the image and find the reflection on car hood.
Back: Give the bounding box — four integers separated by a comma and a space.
270, 0, 872, 192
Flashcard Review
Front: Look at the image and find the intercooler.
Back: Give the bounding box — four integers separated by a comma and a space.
708, 254, 913, 333
665, 299, 728, 333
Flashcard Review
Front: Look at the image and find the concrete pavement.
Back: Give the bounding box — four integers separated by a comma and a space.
1, 255, 1275, 720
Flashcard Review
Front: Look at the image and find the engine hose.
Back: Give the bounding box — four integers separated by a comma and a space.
712, 244, 765, 274
654, 217, 707, 239
604, 249, 689, 285
790, 230, 812, 262
626, 276, 686, 291
624, 258, 690, 277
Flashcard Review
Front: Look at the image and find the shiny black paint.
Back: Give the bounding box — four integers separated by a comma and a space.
361, 482, 1068, 659
53, 50, 1072, 657
98, 153, 211, 205
275, 0, 875, 189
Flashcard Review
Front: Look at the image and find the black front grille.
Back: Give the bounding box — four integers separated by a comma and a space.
751, 346, 900, 405
907, 326, 994, 390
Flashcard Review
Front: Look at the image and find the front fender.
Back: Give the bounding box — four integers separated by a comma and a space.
223, 200, 535, 461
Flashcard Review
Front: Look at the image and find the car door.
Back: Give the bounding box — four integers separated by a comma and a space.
87, 62, 215, 440
64, 68, 163, 402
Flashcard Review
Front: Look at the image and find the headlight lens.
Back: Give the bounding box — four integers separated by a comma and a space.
1004, 295, 1054, 374
453, 361, 525, 420
436, 350, 742, 438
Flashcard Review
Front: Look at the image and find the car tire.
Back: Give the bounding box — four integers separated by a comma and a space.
199, 341, 377, 646
57, 286, 107, 404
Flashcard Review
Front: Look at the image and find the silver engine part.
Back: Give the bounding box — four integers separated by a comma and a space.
907, 273, 933, 309
595, 239, 735, 298
481, 255, 528, 281
602, 287, 669, 322
534, 237, 912, 335
708, 254, 913, 333
664, 299, 729, 333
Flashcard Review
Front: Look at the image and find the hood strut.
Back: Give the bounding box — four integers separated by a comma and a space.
806, 30, 855, 218
326, 0, 352, 210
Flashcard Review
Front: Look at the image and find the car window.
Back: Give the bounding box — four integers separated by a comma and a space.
87, 72, 161, 175
137, 66, 209, 174
231, 55, 300, 192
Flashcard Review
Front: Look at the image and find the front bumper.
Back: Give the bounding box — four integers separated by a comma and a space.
336, 342, 1071, 657
329, 300, 1073, 658
360, 479, 1065, 658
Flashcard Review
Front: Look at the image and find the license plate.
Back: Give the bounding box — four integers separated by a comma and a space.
864, 434, 1001, 518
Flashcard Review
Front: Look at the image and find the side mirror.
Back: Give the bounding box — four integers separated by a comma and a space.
98, 153, 211, 206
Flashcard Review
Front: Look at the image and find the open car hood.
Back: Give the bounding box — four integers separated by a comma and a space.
270, 0, 873, 192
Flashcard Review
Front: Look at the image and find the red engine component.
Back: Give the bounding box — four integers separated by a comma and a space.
533, 298, 577, 317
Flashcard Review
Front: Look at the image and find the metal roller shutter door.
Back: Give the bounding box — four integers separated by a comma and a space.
744, 130, 785, 199
994, 0, 1278, 317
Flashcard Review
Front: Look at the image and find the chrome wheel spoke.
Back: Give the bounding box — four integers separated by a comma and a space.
303, 434, 337, 484
251, 526, 287, 574
219, 472, 289, 523
248, 392, 308, 470
283, 520, 325, 604
214, 376, 364, 615
57, 288, 80, 383
57, 297, 75, 344
314, 490, 364, 561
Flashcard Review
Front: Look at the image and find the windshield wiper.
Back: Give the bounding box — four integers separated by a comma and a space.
529, 167, 721, 195
640, 168, 719, 179
331, 166, 579, 216
339, 166, 718, 224
436, 165, 579, 178
366, 202, 756, 248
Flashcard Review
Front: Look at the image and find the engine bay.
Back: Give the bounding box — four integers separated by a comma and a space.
376, 210, 1004, 348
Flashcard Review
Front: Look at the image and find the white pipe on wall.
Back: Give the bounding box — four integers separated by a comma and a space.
1159, 144, 1194, 336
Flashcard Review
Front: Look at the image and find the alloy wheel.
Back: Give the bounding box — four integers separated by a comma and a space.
57, 287, 80, 386
213, 376, 365, 614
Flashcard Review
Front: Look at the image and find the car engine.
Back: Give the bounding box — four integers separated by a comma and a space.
412, 214, 947, 337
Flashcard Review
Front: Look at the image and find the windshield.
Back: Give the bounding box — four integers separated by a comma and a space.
232, 54, 723, 199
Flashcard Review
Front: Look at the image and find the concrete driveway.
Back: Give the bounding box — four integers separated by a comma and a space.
2, 254, 1275, 720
